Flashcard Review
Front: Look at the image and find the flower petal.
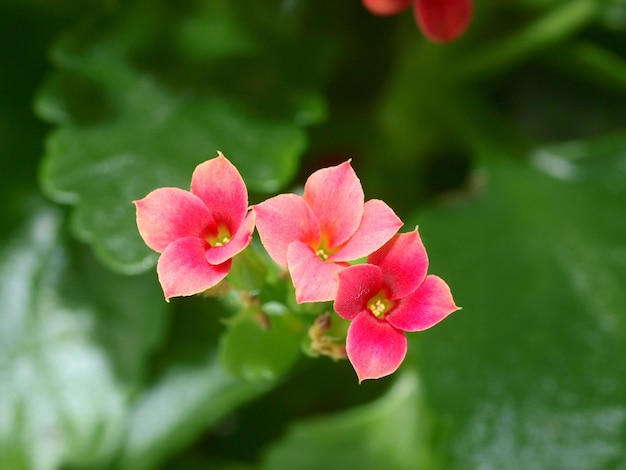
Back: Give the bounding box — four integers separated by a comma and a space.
367, 229, 428, 300
334, 264, 383, 321
157, 237, 231, 300
303, 161, 364, 249
346, 312, 407, 382
134, 188, 216, 253
413, 0, 472, 43
330, 199, 402, 262
287, 241, 348, 303
254, 194, 320, 267
205, 210, 256, 265
190, 152, 248, 234
362, 0, 412, 16
386, 275, 460, 331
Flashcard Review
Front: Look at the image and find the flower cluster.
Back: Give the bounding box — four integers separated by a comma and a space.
361, 0, 473, 43
135, 152, 459, 381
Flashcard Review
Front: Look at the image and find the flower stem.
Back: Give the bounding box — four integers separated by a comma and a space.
454, 0, 600, 82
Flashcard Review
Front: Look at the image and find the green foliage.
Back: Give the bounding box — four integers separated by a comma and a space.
261, 371, 432, 470
2, 0, 626, 468
414, 136, 626, 469
116, 351, 270, 470
34, 0, 334, 273
220, 311, 305, 382
0, 200, 166, 469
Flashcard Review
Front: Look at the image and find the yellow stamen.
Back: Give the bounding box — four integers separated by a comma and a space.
208, 225, 231, 247
369, 299, 386, 317
315, 248, 329, 261
367, 296, 392, 318
214, 236, 230, 247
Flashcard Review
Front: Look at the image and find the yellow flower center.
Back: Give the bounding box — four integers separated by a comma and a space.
367, 294, 393, 318
214, 236, 230, 247
208, 225, 231, 247
315, 248, 329, 261
314, 236, 338, 262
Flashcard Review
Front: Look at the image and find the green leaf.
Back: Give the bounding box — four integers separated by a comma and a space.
261, 370, 433, 470
74, 242, 168, 383
227, 245, 270, 293
111, 293, 276, 470
0, 199, 166, 470
116, 351, 270, 470
35, 0, 335, 274
413, 135, 626, 469
220, 310, 305, 382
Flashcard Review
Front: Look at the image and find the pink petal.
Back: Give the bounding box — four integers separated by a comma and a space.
303, 161, 364, 250
386, 275, 460, 331
287, 241, 349, 303
205, 210, 256, 265
254, 194, 320, 267
346, 312, 407, 382
367, 230, 428, 300
330, 199, 402, 262
134, 188, 216, 253
414, 0, 472, 43
190, 153, 248, 235
334, 264, 383, 321
157, 237, 231, 300
362, 0, 412, 16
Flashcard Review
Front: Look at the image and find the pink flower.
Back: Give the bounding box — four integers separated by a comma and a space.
134, 152, 255, 301
362, 0, 472, 43
334, 229, 459, 382
362, 0, 412, 15
253, 161, 402, 303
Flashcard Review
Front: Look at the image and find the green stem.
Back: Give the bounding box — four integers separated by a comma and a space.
548, 41, 626, 94
454, 0, 600, 82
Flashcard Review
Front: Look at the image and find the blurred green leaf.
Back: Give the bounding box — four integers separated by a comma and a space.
0, 199, 166, 470
35, 0, 336, 274
116, 351, 270, 470
261, 370, 433, 470
112, 293, 276, 470
413, 135, 626, 469
220, 311, 305, 382
75, 242, 167, 383
227, 245, 270, 293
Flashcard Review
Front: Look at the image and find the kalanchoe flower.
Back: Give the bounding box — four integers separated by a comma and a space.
134, 152, 255, 301
362, 0, 411, 15
254, 161, 402, 303
334, 229, 459, 382
362, 0, 472, 43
